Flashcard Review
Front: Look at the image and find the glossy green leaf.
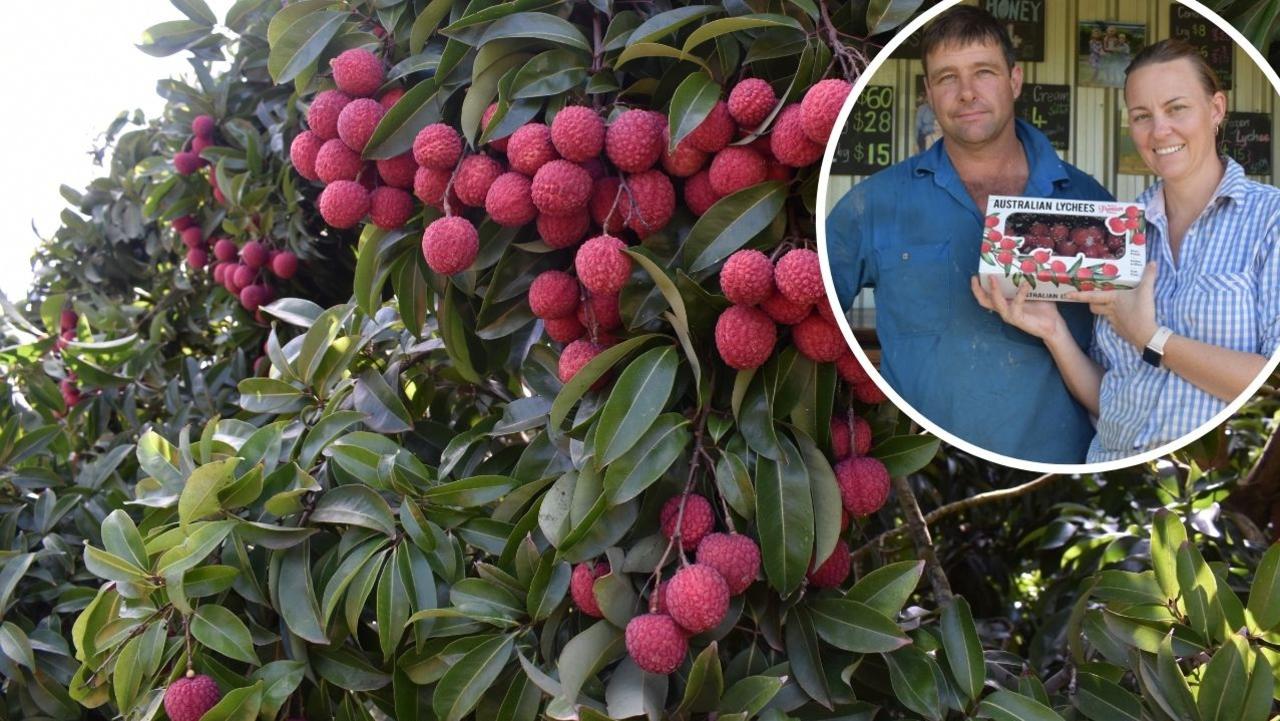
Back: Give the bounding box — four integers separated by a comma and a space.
940, 596, 985, 702
1197, 638, 1246, 721
432, 634, 515, 721
667, 71, 720, 149
682, 182, 787, 272
603, 413, 690, 504
594, 346, 678, 465
311, 485, 396, 536
192, 604, 258, 665
1248, 540, 1280, 631
808, 598, 910, 652
783, 606, 830, 708
976, 690, 1066, 721
1150, 509, 1187, 600
200, 682, 263, 721
885, 646, 943, 721
871, 434, 940, 478
1074, 672, 1141, 721
267, 11, 347, 84
756, 435, 813, 595
556, 621, 626, 705
680, 15, 803, 53
179, 458, 238, 528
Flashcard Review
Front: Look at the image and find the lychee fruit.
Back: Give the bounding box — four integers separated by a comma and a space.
715, 305, 777, 369
507, 123, 559, 176
315, 139, 363, 184
233, 264, 256, 289
171, 215, 196, 232
307, 89, 352, 140
190, 136, 214, 157
537, 210, 591, 249
480, 103, 511, 152
659, 494, 714, 548
686, 101, 735, 153
709, 147, 767, 196
606, 109, 664, 173
271, 251, 299, 280
369, 186, 414, 229
625, 614, 687, 675
760, 291, 811, 325
412, 123, 462, 170
290, 131, 323, 181
240, 284, 271, 312
414, 166, 453, 210
374, 152, 417, 189
665, 564, 730, 634
192, 115, 215, 138
59, 377, 81, 406
774, 248, 825, 305
728, 78, 776, 128
532, 160, 593, 215
378, 86, 405, 109
830, 414, 872, 459
174, 152, 202, 175
186, 247, 208, 269
792, 313, 846, 363
181, 227, 204, 249
589, 177, 629, 234
318, 180, 371, 228
529, 270, 581, 320
624, 170, 675, 238
807, 539, 851, 588
853, 379, 887, 404
577, 292, 621, 332
60, 309, 78, 332
240, 241, 268, 269
570, 561, 609, 618
661, 139, 707, 178
163, 673, 222, 721
835, 456, 891, 516
485, 172, 538, 227
330, 48, 384, 97
771, 104, 824, 167
422, 216, 479, 275
800, 79, 852, 145
575, 235, 631, 295
683, 170, 722, 216
213, 238, 238, 262
454, 154, 504, 208
558, 339, 606, 383
695, 533, 760, 595
551, 106, 606, 162
720, 249, 775, 306
336, 98, 385, 153
544, 315, 585, 343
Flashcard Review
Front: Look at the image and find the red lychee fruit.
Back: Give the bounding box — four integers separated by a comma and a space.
60, 377, 81, 406
570, 561, 609, 618
686, 101, 734, 153
728, 78, 777, 128
575, 235, 631, 295
378, 86, 405, 110
315, 138, 363, 184
545, 315, 585, 343
271, 251, 299, 280
709, 147, 767, 196
771, 104, 824, 167
715, 305, 777, 369
807, 539, 851, 588
60, 309, 78, 332
577, 292, 622, 332
720, 249, 775, 306
307, 89, 352, 140
480, 103, 511, 152
240, 241, 268, 269
625, 614, 687, 675
163, 674, 222, 721
336, 98, 385, 152
412, 123, 462, 170
174, 152, 202, 175
171, 215, 196, 232
507, 123, 559, 176
191, 136, 213, 157
660, 494, 714, 548
186, 247, 208, 269
760, 291, 811, 325
413, 166, 453, 210
529, 270, 581, 320
775, 248, 825, 305
800, 79, 852, 145
192, 114, 215, 138
661, 139, 707, 178
606, 109, 664, 173
240, 284, 271, 312
835, 456, 891, 516
233, 264, 256, 289
551, 106, 606, 162
537, 210, 591, 249
330, 48, 384, 97
532, 160, 592, 215
683, 170, 723, 216
369, 186, 414, 229
792, 313, 846, 363
374, 152, 417, 189
181, 227, 204, 249
830, 414, 872, 459
485, 172, 538, 227
213, 238, 238, 262
589, 177, 629, 234
454, 154, 504, 208
290, 131, 323, 181
558, 339, 606, 383
624, 170, 675, 238
665, 564, 730, 634
695, 533, 760, 595
422, 216, 479, 275
318, 180, 371, 229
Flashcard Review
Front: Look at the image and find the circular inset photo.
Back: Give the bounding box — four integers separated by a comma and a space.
818, 0, 1280, 472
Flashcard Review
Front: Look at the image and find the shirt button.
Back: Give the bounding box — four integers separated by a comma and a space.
901, 252, 910, 261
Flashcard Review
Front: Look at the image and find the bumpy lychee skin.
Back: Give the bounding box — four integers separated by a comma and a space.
271, 251, 299, 280
696, 533, 761, 595
835, 351, 871, 385
659, 494, 714, 548
835, 456, 891, 516
551, 106, 606, 162
414, 166, 453, 210
290, 131, 323, 181
315, 139, 363, 184
801, 79, 852, 145
830, 414, 872, 459
715, 305, 777, 369
854, 380, 888, 404
213, 238, 238, 262
529, 270, 581, 320
532, 160, 593, 215
454, 154, 504, 208
728, 78, 777, 128
240, 241, 268, 269
625, 614, 687, 675
480, 103, 511, 152
318, 180, 371, 229
774, 248, 825, 305
233, 264, 256, 289
720, 249, 775, 305
191, 136, 214, 156
192, 114, 216, 138
412, 123, 463, 170
186, 247, 209, 269
174, 152, 202, 175
544, 315, 585, 343
330, 48, 384, 97
575, 292, 620, 332
760, 291, 811, 325
771, 104, 824, 167
485, 172, 538, 227
666, 564, 730, 634
181, 227, 205, 249
240, 284, 271, 312
683, 171, 722, 216
378, 86, 405, 110
507, 123, 559, 176
709, 147, 768, 196
792, 313, 846, 363
686, 101, 735, 153
422, 216, 479, 275
307, 89, 352, 140
171, 215, 197, 232
336, 98, 385, 152
163, 674, 222, 721
624, 170, 675, 238
369, 187, 414, 229
589, 178, 629, 234
375, 152, 417, 189
537, 210, 590, 249
558, 339, 605, 383
606, 109, 664, 173
662, 139, 707, 178
575, 235, 631, 295
807, 539, 851, 589
570, 561, 609, 618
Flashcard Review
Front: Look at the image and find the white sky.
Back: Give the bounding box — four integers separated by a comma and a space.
0, 0, 235, 301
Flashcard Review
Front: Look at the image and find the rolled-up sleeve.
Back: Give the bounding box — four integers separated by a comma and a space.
825, 188, 875, 313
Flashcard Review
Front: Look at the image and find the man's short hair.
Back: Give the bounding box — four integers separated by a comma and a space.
919, 5, 1017, 76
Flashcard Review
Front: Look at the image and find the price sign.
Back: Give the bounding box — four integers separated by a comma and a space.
1219, 112, 1271, 175
1170, 4, 1233, 89
832, 86, 895, 175
982, 0, 1045, 61
1015, 83, 1070, 150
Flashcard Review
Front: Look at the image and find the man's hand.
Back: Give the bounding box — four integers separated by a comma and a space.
970, 275, 1067, 342
1066, 261, 1159, 349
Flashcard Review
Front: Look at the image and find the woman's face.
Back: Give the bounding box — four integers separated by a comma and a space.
1124, 58, 1226, 184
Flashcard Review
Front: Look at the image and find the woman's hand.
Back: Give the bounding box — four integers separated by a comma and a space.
1066, 261, 1159, 349
970, 275, 1067, 342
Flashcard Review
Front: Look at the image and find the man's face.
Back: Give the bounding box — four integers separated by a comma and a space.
924, 39, 1022, 149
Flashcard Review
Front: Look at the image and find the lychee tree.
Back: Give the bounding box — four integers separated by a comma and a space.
0, 1, 1279, 720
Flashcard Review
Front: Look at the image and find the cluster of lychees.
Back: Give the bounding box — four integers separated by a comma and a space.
173, 115, 217, 176
171, 215, 299, 313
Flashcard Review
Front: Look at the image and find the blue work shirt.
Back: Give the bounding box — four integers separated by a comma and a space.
826, 119, 1113, 464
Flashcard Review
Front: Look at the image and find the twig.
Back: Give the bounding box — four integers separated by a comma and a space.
889, 472, 952, 603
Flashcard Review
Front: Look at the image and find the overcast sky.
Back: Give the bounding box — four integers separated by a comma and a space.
0, 0, 236, 301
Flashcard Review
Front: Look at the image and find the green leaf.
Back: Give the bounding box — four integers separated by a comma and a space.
423, 476, 517, 507
432, 634, 515, 721
718, 675, 784, 715
976, 690, 1066, 721
607, 657, 668, 720
885, 647, 943, 721
557, 621, 626, 705
846, 560, 924, 618
365, 78, 449, 159
1242, 648, 1274, 721
627, 5, 721, 44
594, 346, 678, 465
867, 0, 926, 35
668, 71, 720, 149
137, 19, 210, 56
526, 555, 571, 622
677, 642, 723, 714
274, 542, 328, 644
1197, 638, 1246, 721
714, 450, 755, 521
871, 434, 940, 478
171, 0, 217, 25
179, 458, 238, 528
192, 605, 258, 665
267, 10, 348, 84
1150, 508, 1187, 600
512, 49, 588, 99
808, 598, 910, 652
784, 606, 830, 708
238, 378, 308, 414
549, 334, 662, 432
756, 435, 813, 595
250, 660, 306, 721
682, 182, 787, 272
1093, 570, 1165, 607
356, 368, 413, 433
200, 682, 263, 721
0, 622, 34, 670
476, 13, 590, 51
1248, 541, 1280, 631
313, 646, 390, 691
681, 15, 803, 53
311, 485, 396, 536
377, 545, 412, 661
603, 414, 691, 504
1074, 672, 1141, 721
101, 509, 148, 570
940, 596, 985, 702
793, 429, 842, 570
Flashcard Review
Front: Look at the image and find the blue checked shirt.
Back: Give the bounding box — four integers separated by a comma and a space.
1087, 157, 1280, 462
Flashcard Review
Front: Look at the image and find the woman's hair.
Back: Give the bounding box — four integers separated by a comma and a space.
919, 5, 1016, 76
1125, 38, 1223, 97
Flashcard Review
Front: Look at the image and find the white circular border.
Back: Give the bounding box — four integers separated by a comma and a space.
815, 0, 1280, 475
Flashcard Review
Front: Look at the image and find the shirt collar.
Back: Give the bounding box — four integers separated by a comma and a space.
912, 118, 1071, 194
1137, 155, 1248, 223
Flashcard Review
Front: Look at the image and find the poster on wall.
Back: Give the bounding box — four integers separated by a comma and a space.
832, 86, 896, 176
1170, 4, 1234, 90
1015, 83, 1070, 150
1078, 21, 1147, 88
981, 0, 1045, 61
1220, 113, 1272, 175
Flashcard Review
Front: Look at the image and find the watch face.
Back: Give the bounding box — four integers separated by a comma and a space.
1142, 346, 1162, 367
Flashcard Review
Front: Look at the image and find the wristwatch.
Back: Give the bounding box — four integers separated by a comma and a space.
1142, 326, 1174, 368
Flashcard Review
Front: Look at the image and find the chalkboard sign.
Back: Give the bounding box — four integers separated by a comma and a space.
982, 0, 1045, 61
1220, 112, 1271, 175
1015, 83, 1070, 150
1170, 4, 1233, 90
831, 86, 896, 175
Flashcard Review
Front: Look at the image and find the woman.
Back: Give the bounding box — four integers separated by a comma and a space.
972, 39, 1280, 463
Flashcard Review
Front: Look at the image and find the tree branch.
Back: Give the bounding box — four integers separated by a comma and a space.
888, 473, 952, 604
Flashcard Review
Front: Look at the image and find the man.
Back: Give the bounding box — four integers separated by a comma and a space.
825, 4, 1112, 464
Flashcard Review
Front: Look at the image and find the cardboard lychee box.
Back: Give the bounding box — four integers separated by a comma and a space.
977, 195, 1148, 301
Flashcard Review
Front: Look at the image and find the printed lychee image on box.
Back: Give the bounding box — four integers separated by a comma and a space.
977, 196, 1148, 300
